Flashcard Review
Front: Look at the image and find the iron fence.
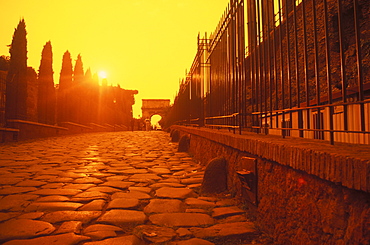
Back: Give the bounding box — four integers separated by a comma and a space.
167, 0, 370, 145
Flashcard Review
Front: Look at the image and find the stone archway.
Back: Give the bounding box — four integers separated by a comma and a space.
141, 99, 170, 120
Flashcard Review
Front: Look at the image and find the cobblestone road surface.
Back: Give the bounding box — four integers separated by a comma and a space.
0, 131, 264, 245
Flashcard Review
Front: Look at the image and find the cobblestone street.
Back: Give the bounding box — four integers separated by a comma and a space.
0, 131, 261, 245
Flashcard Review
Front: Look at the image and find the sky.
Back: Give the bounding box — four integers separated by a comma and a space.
1, 0, 230, 118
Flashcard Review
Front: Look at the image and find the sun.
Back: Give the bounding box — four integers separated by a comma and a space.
98, 71, 107, 79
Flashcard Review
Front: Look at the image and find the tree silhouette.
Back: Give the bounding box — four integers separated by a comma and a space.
73, 54, 84, 123
37, 41, 55, 124
5, 19, 28, 122
57, 51, 73, 124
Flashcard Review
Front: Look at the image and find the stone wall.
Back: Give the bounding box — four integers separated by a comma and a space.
171, 126, 370, 244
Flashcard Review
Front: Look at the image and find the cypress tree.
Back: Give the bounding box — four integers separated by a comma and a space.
73, 54, 84, 123
5, 19, 28, 121
37, 41, 55, 124
57, 51, 73, 123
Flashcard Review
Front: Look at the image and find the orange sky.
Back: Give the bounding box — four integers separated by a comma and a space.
1, 0, 229, 118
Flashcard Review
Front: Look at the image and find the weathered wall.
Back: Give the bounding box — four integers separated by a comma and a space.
171, 126, 370, 244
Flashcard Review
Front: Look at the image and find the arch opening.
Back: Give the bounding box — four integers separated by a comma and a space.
150, 114, 162, 130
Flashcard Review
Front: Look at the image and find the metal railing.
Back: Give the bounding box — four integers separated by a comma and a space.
167, 0, 370, 145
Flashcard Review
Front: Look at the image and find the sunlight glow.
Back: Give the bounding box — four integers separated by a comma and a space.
98, 71, 107, 79
151, 115, 162, 127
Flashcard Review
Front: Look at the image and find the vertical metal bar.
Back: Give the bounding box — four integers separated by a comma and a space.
251, 0, 259, 133
278, 0, 286, 138
238, 0, 245, 134
323, 0, 334, 144
353, 0, 365, 132
302, 0, 310, 137
231, 1, 237, 133
262, 0, 268, 134
284, 0, 293, 137
293, 0, 303, 137
272, 2, 279, 129
257, 0, 263, 133
284, 0, 292, 109
312, 0, 322, 139
252, 0, 258, 133
267, 0, 273, 133
248, 0, 257, 132
337, 0, 348, 131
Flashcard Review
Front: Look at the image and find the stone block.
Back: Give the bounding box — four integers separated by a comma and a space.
201, 157, 227, 194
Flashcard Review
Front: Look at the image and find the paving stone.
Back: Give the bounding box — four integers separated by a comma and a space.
0, 212, 21, 222
70, 191, 109, 201
97, 210, 147, 227
34, 175, 59, 181
212, 206, 245, 218
130, 174, 162, 181
79, 199, 106, 211
191, 221, 257, 240
168, 238, 215, 245
181, 178, 203, 185
149, 168, 171, 174
41, 211, 101, 224
155, 187, 196, 199
158, 178, 181, 183
15, 180, 47, 187
30, 188, 82, 196
134, 225, 176, 243
36, 195, 70, 202
185, 198, 216, 209
186, 209, 207, 213
188, 183, 202, 189
59, 172, 88, 178
55, 221, 83, 234
149, 213, 214, 227
17, 212, 44, 219
2, 232, 91, 245
83, 235, 146, 245
0, 194, 39, 211
128, 186, 152, 193
215, 198, 237, 207
41, 183, 65, 189
121, 169, 148, 174
111, 191, 151, 200
106, 176, 128, 181
218, 214, 248, 223
84, 230, 117, 240
86, 186, 121, 193
101, 181, 134, 189
107, 198, 139, 209
74, 177, 103, 184
150, 182, 186, 188
83, 224, 124, 234
48, 177, 74, 183
24, 202, 83, 212
63, 183, 95, 190
0, 187, 37, 195
0, 218, 55, 241
0, 131, 262, 244
176, 227, 193, 237
173, 171, 187, 176
0, 178, 23, 185
144, 199, 186, 214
